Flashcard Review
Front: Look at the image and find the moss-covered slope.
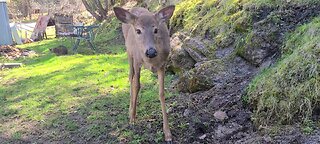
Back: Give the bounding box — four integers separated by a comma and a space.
171, 0, 320, 65
246, 17, 320, 125
169, 0, 320, 128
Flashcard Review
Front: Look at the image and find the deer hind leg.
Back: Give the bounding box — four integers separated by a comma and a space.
157, 68, 172, 142
129, 61, 141, 123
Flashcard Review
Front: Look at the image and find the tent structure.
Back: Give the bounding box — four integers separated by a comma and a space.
0, 0, 13, 45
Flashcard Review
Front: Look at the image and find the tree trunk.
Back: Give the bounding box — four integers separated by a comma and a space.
82, 0, 103, 21
104, 0, 109, 10
95, 0, 107, 19
110, 0, 115, 5
120, 0, 127, 5
104, 0, 109, 18
159, 0, 167, 6
26, 0, 32, 20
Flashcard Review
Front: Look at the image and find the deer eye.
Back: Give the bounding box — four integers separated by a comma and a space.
136, 29, 142, 34
154, 28, 158, 34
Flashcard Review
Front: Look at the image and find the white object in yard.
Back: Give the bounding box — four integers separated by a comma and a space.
0, 0, 13, 45
10, 23, 23, 45
73, 22, 83, 35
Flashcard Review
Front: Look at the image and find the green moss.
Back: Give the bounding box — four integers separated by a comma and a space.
171, 0, 253, 55
246, 17, 320, 126
171, 0, 203, 31
235, 31, 253, 57
244, 0, 320, 7
171, 0, 320, 59
171, 0, 259, 36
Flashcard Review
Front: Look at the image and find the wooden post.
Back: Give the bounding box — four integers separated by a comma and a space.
0, 63, 23, 69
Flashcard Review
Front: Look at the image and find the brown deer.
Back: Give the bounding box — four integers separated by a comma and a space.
113, 5, 175, 143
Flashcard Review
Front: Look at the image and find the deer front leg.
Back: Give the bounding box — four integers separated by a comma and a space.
129, 63, 141, 123
158, 68, 172, 143
129, 57, 134, 122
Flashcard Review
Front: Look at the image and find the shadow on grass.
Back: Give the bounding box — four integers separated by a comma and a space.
0, 73, 169, 143
18, 38, 72, 53
2, 82, 174, 142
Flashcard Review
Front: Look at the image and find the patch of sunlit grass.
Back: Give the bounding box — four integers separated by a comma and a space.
0, 35, 176, 143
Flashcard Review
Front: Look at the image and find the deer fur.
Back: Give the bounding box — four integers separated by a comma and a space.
113, 5, 175, 143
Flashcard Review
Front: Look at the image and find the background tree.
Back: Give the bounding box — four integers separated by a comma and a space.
82, 0, 109, 21
120, 0, 127, 5
81, 0, 171, 22
9, 0, 32, 19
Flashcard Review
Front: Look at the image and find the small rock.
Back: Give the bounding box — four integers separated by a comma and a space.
214, 110, 228, 121
235, 135, 270, 144
22, 51, 29, 56
167, 107, 173, 113
147, 123, 152, 129
215, 123, 243, 139
183, 109, 192, 117
199, 134, 206, 140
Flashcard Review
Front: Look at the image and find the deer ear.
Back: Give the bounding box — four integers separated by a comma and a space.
113, 7, 137, 24
155, 5, 175, 23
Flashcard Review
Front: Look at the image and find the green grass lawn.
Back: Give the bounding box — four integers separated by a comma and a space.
0, 34, 177, 143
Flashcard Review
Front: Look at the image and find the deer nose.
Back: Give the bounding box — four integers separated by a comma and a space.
146, 48, 157, 58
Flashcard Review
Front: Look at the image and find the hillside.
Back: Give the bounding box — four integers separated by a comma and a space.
165, 0, 320, 143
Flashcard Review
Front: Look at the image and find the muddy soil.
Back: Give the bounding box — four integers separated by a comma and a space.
166, 56, 320, 143
161, 3, 320, 143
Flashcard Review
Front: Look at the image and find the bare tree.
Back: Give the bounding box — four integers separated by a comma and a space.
82, 0, 109, 21
110, 0, 116, 5
10, 0, 32, 19
81, 0, 168, 21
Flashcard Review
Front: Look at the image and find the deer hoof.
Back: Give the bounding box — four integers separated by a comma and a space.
129, 118, 136, 124
129, 121, 136, 125
165, 140, 173, 144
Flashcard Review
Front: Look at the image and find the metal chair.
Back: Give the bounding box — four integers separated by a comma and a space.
72, 24, 99, 51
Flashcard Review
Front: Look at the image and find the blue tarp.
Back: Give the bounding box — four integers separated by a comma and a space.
0, 2, 13, 45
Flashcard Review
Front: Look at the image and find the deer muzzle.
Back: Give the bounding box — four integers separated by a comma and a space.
145, 47, 157, 58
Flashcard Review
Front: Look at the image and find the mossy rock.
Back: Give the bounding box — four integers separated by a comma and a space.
176, 60, 225, 93
167, 32, 210, 74
167, 33, 197, 74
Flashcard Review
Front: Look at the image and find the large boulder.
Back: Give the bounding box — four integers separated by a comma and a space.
167, 33, 196, 74
167, 32, 224, 93
168, 33, 211, 71
183, 37, 210, 61
176, 60, 226, 93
